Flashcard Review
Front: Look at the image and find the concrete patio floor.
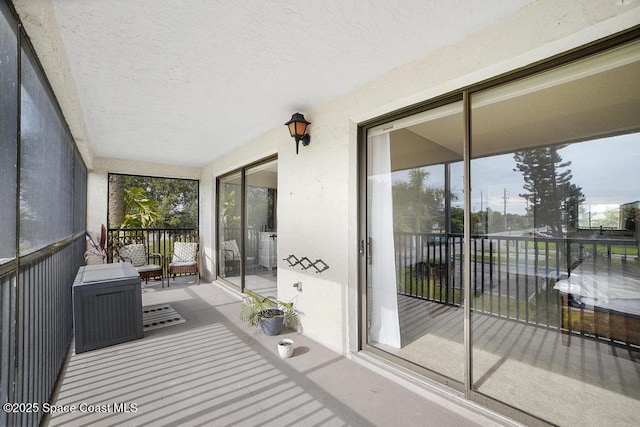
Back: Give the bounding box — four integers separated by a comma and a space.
45, 277, 519, 427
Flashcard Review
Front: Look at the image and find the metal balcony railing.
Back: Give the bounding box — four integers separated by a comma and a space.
395, 232, 638, 335
106, 228, 199, 265
0, 234, 85, 426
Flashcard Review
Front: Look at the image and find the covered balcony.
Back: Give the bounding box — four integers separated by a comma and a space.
2, 1, 640, 426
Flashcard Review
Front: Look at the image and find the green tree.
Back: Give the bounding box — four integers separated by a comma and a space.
120, 187, 162, 229
150, 178, 198, 228
109, 174, 199, 229
513, 147, 585, 237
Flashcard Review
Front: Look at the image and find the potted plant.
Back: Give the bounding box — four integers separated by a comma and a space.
239, 290, 300, 336
84, 224, 111, 264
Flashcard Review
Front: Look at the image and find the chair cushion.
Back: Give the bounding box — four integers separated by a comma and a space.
119, 244, 147, 267
172, 242, 197, 263
223, 240, 240, 260
169, 261, 196, 268
136, 264, 162, 273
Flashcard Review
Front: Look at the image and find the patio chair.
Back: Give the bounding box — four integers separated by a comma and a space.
223, 240, 241, 275
168, 241, 200, 285
117, 242, 165, 287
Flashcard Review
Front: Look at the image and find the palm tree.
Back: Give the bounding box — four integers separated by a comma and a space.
108, 174, 125, 227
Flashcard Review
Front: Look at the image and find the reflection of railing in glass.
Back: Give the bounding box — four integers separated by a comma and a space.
395, 231, 639, 347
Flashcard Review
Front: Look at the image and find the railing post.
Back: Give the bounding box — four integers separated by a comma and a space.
489, 240, 493, 314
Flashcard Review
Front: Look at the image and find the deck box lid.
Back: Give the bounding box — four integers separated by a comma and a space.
74, 263, 140, 288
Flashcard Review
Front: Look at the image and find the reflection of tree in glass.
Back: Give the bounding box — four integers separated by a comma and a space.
450, 207, 481, 234
221, 187, 240, 228
393, 169, 445, 233
591, 207, 621, 229
246, 187, 276, 231
513, 147, 585, 237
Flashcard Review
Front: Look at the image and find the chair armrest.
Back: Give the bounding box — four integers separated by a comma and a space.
148, 253, 164, 267
223, 249, 237, 260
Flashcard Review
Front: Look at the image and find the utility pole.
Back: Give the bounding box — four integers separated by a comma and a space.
480, 190, 484, 234
503, 188, 509, 232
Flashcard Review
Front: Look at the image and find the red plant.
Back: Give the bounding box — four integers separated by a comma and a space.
84, 224, 109, 263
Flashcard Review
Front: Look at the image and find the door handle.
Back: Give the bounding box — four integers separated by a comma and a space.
360, 238, 372, 264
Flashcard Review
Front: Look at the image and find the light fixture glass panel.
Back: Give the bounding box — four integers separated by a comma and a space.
294, 121, 307, 136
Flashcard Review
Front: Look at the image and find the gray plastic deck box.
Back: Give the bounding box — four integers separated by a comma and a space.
73, 262, 143, 353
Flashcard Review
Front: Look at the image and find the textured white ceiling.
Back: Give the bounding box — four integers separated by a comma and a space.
16, 0, 534, 167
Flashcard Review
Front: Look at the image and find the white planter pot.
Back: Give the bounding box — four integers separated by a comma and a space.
277, 339, 294, 359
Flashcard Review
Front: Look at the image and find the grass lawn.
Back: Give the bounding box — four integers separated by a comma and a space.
398, 270, 561, 325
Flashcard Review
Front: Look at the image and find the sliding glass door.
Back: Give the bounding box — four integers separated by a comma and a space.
218, 171, 242, 287
362, 37, 640, 425
468, 40, 640, 425
244, 160, 278, 297
365, 100, 466, 386
218, 157, 278, 296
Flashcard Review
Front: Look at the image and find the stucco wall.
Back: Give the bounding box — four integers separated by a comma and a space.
198, 1, 640, 354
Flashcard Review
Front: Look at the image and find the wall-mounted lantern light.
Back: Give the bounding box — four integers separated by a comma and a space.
284, 112, 311, 154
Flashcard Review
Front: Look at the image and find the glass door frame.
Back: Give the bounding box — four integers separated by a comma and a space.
358, 94, 467, 392
216, 155, 278, 293
357, 27, 640, 426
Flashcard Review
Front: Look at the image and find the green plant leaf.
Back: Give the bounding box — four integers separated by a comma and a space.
239, 290, 300, 329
